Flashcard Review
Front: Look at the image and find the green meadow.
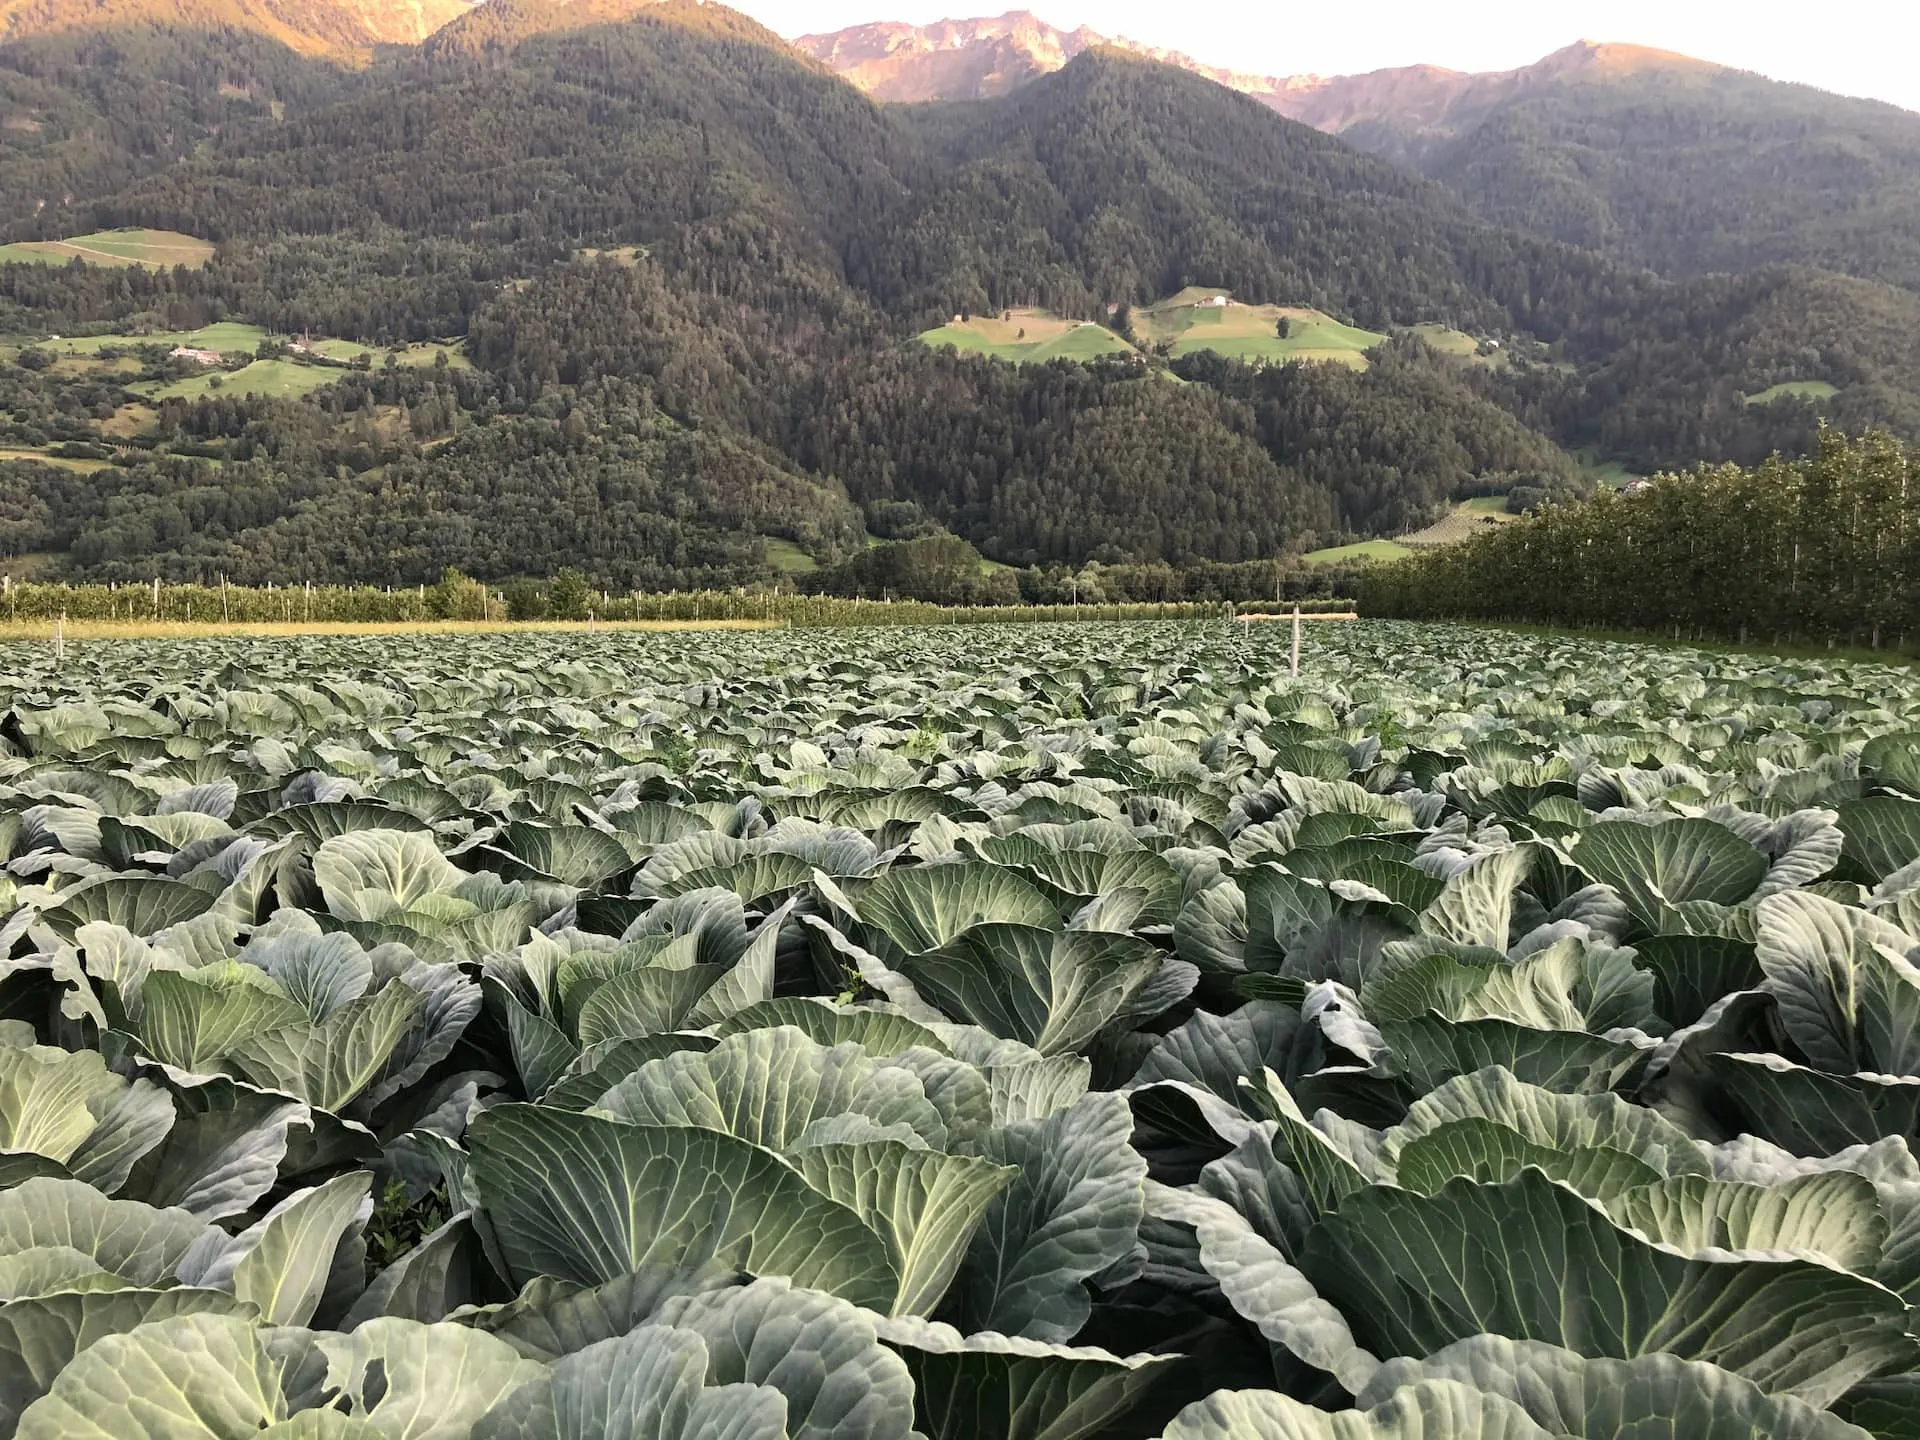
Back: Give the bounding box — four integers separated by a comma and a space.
0, 229, 214, 269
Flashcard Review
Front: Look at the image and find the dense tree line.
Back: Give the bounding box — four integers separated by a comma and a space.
1363, 429, 1920, 649
0, 376, 866, 587
789, 349, 1335, 565
807, 535, 1020, 605
1176, 339, 1585, 533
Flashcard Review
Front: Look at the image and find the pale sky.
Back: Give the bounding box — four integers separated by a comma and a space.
748, 0, 1920, 113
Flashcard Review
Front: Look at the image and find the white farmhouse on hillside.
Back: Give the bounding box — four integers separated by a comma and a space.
169, 346, 223, 366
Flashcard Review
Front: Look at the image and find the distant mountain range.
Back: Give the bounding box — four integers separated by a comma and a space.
792, 10, 1300, 106
0, 0, 1917, 585
797, 11, 1920, 291
6, 0, 1918, 291
792, 12, 1709, 125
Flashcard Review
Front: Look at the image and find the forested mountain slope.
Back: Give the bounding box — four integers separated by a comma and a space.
0, 26, 351, 223
871, 53, 1540, 328
807, 18, 1920, 295
1, 0, 471, 53
1350, 54, 1920, 294
1, 2, 1917, 589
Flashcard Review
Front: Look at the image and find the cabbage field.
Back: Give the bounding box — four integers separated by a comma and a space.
0, 620, 1918, 1438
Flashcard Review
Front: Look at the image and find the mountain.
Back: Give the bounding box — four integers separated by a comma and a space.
803, 17, 1920, 293
792, 14, 1693, 119
793, 9, 1305, 107
65, 20, 1546, 334
870, 51, 1559, 330
1247, 40, 1719, 137
0, 22, 355, 226
1339, 49, 1920, 292
2, 2, 1919, 590
0, 0, 473, 53
792, 12, 1097, 101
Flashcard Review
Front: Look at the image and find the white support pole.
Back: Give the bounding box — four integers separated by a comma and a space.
1290, 604, 1302, 677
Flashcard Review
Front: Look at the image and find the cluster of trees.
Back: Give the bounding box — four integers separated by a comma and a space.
808, 536, 1020, 606
1363, 429, 1920, 648
0, 573, 1276, 626
804, 535, 1365, 606
0, 439, 859, 593
791, 351, 1336, 565
7, 241, 1913, 589
1176, 339, 1585, 532
7, 244, 1641, 586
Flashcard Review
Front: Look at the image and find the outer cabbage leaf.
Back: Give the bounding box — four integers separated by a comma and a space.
469, 1106, 899, 1310
958, 1091, 1147, 1342
1302, 1169, 1914, 1405
1361, 1336, 1874, 1439
874, 1314, 1179, 1440
472, 1324, 787, 1440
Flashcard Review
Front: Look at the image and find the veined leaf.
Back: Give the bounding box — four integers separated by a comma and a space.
1303, 1169, 1914, 1405
469, 1106, 900, 1310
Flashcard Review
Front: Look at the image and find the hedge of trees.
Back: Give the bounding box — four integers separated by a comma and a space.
0, 575, 1356, 630
1361, 429, 1919, 649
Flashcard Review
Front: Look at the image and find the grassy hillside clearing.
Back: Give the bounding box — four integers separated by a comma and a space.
1406, 322, 1507, 366
22, 327, 468, 373
0, 229, 214, 269
8, 331, 473, 412
1744, 380, 1839, 406
1303, 496, 1521, 565
1406, 322, 1480, 357
0, 448, 115, 473
918, 294, 1489, 373
574, 245, 650, 265
51, 354, 141, 378
32, 323, 270, 356
101, 404, 158, 438
763, 539, 820, 574
1133, 292, 1388, 368
1301, 538, 1413, 566
1399, 496, 1522, 547
918, 309, 1137, 362
138, 358, 345, 402
301, 338, 473, 369
1576, 448, 1644, 488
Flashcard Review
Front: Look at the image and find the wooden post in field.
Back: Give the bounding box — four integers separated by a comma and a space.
305, 580, 312, 623
52, 612, 64, 667
1290, 604, 1302, 677
220, 575, 230, 624
151, 576, 160, 619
